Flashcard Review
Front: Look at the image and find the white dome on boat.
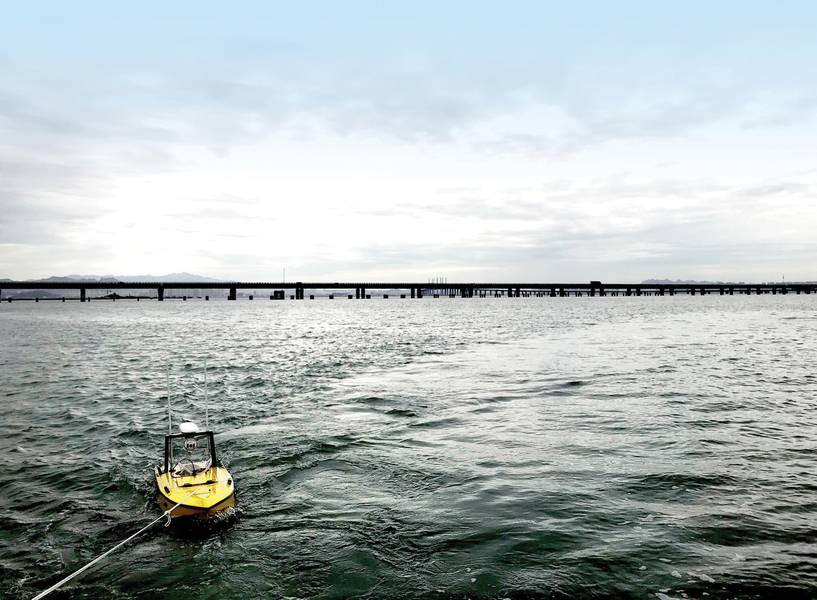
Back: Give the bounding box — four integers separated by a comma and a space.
179, 422, 200, 434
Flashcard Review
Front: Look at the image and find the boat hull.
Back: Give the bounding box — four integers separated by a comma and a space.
155, 466, 235, 519
156, 490, 236, 519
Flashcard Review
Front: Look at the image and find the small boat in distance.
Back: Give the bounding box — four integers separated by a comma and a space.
155, 363, 235, 519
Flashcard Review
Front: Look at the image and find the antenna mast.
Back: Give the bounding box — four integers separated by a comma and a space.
166, 364, 172, 434
204, 359, 209, 430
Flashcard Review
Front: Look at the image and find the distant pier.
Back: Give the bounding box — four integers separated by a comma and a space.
0, 280, 814, 302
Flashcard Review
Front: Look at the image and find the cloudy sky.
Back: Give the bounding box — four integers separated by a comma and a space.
2, 2, 816, 282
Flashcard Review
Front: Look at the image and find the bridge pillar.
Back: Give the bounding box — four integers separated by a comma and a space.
410, 287, 415, 298
417, 288, 423, 298
636, 289, 642, 296
227, 287, 236, 301
158, 287, 165, 301
81, 287, 86, 302
361, 287, 366, 299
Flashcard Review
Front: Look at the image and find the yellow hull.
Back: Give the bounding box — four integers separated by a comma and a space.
155, 466, 235, 519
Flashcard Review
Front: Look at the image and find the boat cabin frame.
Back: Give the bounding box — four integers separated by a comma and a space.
162, 430, 218, 475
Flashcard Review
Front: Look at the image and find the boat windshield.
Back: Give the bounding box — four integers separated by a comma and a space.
169, 434, 213, 477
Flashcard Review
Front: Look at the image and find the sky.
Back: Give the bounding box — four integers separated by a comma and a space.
1, 1, 816, 282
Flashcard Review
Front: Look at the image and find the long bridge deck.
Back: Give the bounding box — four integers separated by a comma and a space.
1, 280, 814, 302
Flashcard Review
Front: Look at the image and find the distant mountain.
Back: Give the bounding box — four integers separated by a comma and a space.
114, 273, 224, 283
2, 273, 224, 283
0, 273, 229, 299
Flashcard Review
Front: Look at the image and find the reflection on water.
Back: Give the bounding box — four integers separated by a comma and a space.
1, 297, 816, 598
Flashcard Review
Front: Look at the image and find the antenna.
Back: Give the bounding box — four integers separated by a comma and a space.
166, 364, 172, 434
204, 359, 209, 430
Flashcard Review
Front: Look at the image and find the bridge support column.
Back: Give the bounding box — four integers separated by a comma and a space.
361, 287, 366, 299
81, 287, 86, 302
410, 287, 415, 298
228, 287, 236, 301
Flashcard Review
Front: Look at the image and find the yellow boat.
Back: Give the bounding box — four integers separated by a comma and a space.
155, 422, 235, 519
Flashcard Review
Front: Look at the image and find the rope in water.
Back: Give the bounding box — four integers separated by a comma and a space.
31, 491, 198, 600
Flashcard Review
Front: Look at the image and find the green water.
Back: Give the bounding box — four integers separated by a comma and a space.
1, 297, 816, 599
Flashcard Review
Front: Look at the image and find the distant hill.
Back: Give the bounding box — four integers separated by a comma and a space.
115, 273, 224, 283
2, 273, 224, 283
0, 273, 229, 299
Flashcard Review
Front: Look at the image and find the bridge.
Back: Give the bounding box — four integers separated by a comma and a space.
0, 280, 814, 302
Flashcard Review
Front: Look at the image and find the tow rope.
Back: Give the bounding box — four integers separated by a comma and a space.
31, 491, 197, 600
